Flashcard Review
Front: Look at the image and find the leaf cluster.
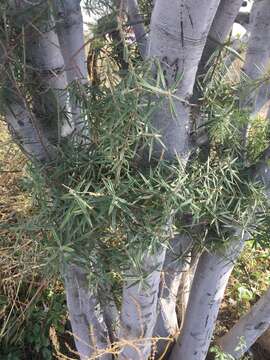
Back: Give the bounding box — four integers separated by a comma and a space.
16, 63, 267, 289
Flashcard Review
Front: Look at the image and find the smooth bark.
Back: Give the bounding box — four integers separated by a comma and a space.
4, 100, 51, 162
218, 287, 270, 359
53, 0, 88, 134
241, 0, 270, 114
65, 265, 112, 360
147, 0, 221, 161
25, 10, 69, 142
126, 0, 147, 57
195, 0, 243, 93
170, 236, 245, 360
119, 248, 166, 360
153, 235, 192, 358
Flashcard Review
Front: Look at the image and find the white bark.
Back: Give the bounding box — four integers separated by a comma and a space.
53, 0, 88, 134
0, 5, 52, 162
126, 0, 147, 57
25, 11, 70, 141
241, 0, 270, 114
5, 101, 51, 162
178, 251, 199, 329
218, 287, 270, 359
196, 0, 243, 86
152, 235, 192, 358
118, 248, 166, 360
64, 265, 112, 360
170, 236, 245, 360
53, 0, 87, 82
147, 0, 221, 161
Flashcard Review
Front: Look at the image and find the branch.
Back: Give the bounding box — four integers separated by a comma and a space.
218, 287, 270, 359
170, 234, 246, 360
153, 234, 192, 358
241, 0, 270, 114
126, 0, 147, 58
53, 0, 88, 135
194, 0, 243, 101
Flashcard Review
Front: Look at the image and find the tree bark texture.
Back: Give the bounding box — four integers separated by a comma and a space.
153, 234, 192, 358
218, 287, 270, 359
170, 236, 245, 360
119, 248, 166, 360
147, 0, 221, 161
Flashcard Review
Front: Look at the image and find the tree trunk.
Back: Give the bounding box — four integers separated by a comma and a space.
170, 236, 245, 360
53, 0, 88, 135
218, 287, 270, 359
25, 9, 69, 143
64, 265, 112, 360
241, 0, 270, 115
153, 234, 192, 358
177, 251, 200, 329
118, 248, 166, 360
147, 0, 221, 161
197, 0, 243, 77
4, 101, 51, 162
194, 0, 243, 99
126, 0, 147, 57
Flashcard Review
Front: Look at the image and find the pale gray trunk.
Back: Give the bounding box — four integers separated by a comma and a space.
25, 12, 70, 142
4, 101, 51, 162
99, 286, 120, 344
2, 1, 56, 160
6, 4, 110, 360
147, 0, 221, 161
198, 0, 243, 78
177, 251, 200, 329
126, 0, 147, 57
64, 265, 112, 360
118, 248, 166, 360
218, 287, 270, 359
170, 236, 245, 360
241, 0, 270, 114
53, 0, 88, 134
194, 0, 243, 103
152, 235, 192, 358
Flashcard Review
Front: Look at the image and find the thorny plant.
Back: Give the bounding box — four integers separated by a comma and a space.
3, 59, 267, 298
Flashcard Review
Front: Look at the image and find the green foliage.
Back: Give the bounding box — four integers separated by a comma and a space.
210, 346, 235, 360
11, 62, 266, 294
0, 285, 66, 360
